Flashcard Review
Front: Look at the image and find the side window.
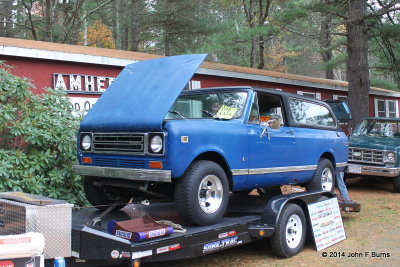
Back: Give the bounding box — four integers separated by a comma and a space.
248, 94, 260, 124
289, 98, 336, 127
258, 93, 284, 125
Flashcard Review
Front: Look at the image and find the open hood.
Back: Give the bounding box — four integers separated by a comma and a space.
79, 54, 207, 132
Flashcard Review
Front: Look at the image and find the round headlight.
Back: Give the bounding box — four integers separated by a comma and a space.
150, 135, 163, 153
81, 135, 92, 151
387, 152, 395, 162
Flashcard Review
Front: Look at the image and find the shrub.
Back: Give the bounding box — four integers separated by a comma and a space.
0, 63, 86, 205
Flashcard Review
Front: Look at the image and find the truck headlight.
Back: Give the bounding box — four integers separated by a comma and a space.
385, 152, 396, 163
150, 135, 163, 153
81, 134, 92, 151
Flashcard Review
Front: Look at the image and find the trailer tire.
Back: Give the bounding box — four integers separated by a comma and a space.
84, 176, 129, 210
306, 158, 335, 192
394, 175, 400, 193
175, 160, 229, 226
270, 203, 306, 258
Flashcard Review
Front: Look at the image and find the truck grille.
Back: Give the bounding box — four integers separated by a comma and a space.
348, 147, 384, 165
93, 133, 145, 154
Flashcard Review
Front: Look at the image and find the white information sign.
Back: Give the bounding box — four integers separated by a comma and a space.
308, 198, 346, 251
69, 97, 98, 116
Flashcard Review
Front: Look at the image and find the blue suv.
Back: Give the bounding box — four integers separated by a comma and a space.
73, 54, 348, 225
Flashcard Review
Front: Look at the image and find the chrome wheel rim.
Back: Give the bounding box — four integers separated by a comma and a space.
198, 175, 223, 214
321, 167, 333, 191
286, 214, 303, 249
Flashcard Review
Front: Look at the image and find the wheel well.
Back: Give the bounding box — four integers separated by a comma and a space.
194, 152, 233, 190
320, 152, 336, 168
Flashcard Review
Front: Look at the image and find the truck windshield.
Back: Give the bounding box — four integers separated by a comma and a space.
165, 91, 248, 120
353, 119, 400, 138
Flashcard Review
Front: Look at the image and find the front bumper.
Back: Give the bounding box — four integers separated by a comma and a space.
346, 163, 400, 177
73, 165, 172, 182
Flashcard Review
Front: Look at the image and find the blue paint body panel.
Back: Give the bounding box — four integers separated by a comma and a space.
79, 54, 207, 132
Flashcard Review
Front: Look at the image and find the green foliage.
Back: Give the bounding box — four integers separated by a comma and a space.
0, 63, 86, 205
370, 78, 398, 91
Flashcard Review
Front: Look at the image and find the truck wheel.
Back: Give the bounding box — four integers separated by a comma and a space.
270, 203, 306, 258
394, 175, 400, 193
306, 158, 334, 192
84, 176, 129, 210
175, 160, 229, 226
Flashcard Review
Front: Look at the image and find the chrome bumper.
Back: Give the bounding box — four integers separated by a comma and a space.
346, 163, 400, 177
73, 165, 172, 182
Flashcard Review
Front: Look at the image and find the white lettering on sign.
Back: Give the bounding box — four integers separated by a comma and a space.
55, 74, 67, 90
70, 75, 82, 91
148, 228, 166, 238
69, 97, 98, 116
53, 73, 116, 94
85, 75, 95, 91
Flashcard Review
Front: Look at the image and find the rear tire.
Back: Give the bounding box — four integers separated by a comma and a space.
84, 176, 130, 210
306, 158, 335, 192
270, 203, 306, 258
394, 175, 400, 193
175, 160, 229, 226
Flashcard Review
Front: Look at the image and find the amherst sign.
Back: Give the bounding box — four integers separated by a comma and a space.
53, 73, 115, 94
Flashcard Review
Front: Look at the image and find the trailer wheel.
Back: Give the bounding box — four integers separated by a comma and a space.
84, 176, 129, 210
394, 175, 400, 193
306, 158, 334, 192
175, 160, 229, 226
270, 203, 306, 258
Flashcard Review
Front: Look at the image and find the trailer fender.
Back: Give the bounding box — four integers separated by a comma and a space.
249, 191, 333, 238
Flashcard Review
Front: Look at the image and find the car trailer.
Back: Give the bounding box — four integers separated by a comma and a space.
68, 191, 341, 267
0, 190, 354, 267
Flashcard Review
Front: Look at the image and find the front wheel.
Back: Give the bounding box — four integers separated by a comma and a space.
306, 158, 335, 192
175, 160, 229, 226
270, 203, 306, 258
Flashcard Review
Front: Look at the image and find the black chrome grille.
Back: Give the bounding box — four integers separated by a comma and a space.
348, 147, 384, 165
93, 133, 145, 153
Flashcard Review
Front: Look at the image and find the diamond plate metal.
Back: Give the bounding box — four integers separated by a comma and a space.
0, 199, 73, 259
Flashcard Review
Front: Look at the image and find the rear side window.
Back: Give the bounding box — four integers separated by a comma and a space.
289, 98, 336, 127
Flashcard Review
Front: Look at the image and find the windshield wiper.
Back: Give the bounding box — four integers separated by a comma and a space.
169, 110, 186, 120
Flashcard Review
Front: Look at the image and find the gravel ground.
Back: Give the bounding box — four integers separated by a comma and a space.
143, 176, 400, 267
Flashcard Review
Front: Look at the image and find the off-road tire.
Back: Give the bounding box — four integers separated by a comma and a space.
306, 158, 335, 192
84, 176, 129, 210
270, 203, 306, 258
175, 160, 229, 226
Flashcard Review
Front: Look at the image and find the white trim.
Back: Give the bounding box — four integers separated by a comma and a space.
374, 98, 399, 117
0, 45, 137, 66
316, 92, 321, 100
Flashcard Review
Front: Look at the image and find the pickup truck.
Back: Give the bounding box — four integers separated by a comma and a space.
346, 117, 400, 192
73, 54, 348, 225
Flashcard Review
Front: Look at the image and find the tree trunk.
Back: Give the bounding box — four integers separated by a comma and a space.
345, 0, 370, 130
130, 0, 139, 51
319, 2, 334, 79
0, 0, 14, 37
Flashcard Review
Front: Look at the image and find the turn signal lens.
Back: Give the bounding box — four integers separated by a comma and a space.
259, 230, 265, 236
149, 161, 163, 169
82, 157, 92, 164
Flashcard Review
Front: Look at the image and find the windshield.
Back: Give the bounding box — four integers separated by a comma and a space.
165, 91, 248, 120
353, 119, 400, 138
